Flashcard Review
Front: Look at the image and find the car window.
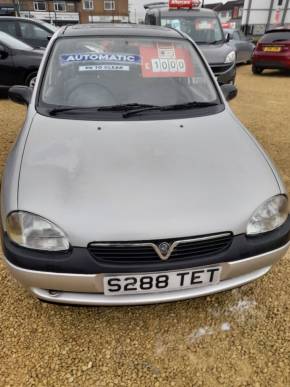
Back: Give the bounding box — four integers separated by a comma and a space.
239, 31, 247, 41
260, 31, 290, 43
0, 21, 17, 37
37, 20, 58, 33
19, 22, 49, 40
233, 31, 240, 41
0, 30, 32, 50
161, 16, 224, 44
40, 36, 219, 110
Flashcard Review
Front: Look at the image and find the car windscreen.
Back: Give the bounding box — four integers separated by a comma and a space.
39, 36, 219, 111
0, 31, 32, 50
161, 16, 224, 44
260, 31, 290, 43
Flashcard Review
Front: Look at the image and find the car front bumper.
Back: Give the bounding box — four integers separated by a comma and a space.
3, 241, 289, 305
210, 62, 236, 85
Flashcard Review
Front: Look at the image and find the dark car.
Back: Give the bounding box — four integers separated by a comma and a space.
252, 28, 290, 74
223, 28, 255, 64
0, 17, 57, 48
0, 31, 43, 92
144, 2, 236, 85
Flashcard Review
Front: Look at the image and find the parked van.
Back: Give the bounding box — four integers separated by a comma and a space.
144, 1, 236, 84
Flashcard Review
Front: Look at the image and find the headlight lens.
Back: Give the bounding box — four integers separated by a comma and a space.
247, 195, 288, 236
225, 51, 236, 63
6, 211, 70, 251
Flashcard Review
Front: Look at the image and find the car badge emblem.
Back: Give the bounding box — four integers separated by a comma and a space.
157, 242, 171, 260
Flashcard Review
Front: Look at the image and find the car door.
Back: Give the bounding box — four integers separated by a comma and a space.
0, 42, 14, 88
239, 31, 253, 63
18, 21, 50, 48
232, 31, 245, 63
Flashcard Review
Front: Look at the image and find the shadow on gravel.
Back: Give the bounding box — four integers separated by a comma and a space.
256, 69, 290, 78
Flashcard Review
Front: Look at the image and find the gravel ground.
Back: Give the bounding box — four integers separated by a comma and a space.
0, 66, 289, 387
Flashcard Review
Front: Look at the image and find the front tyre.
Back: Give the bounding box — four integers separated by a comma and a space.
25, 72, 37, 88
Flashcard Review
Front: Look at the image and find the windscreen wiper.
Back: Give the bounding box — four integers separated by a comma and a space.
49, 102, 218, 118
123, 101, 219, 118
196, 40, 224, 45
49, 106, 99, 116
49, 103, 159, 116
98, 103, 159, 111
208, 40, 224, 45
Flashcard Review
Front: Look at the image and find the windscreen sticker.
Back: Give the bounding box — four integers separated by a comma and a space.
195, 19, 214, 30
60, 52, 141, 65
79, 65, 130, 72
140, 45, 194, 78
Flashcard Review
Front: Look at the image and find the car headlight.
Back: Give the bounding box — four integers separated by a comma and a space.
247, 195, 288, 236
6, 211, 70, 251
225, 51, 236, 63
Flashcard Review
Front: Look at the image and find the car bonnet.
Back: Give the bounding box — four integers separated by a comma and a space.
17, 110, 280, 246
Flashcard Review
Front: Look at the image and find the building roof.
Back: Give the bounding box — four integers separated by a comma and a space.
204, 2, 223, 12
219, 0, 244, 11
61, 23, 184, 39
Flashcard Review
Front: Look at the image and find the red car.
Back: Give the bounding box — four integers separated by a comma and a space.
252, 28, 290, 74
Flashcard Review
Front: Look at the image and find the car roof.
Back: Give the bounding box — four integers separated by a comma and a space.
144, 3, 216, 17
0, 16, 56, 29
60, 23, 184, 39
0, 16, 43, 22
266, 28, 290, 34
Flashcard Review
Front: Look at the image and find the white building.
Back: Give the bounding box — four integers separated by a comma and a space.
242, 0, 290, 35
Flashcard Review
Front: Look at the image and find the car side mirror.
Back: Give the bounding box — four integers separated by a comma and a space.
225, 33, 231, 42
0, 44, 9, 59
8, 85, 33, 106
221, 84, 238, 101
47, 34, 52, 41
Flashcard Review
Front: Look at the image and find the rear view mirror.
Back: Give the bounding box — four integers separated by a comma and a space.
8, 85, 33, 105
221, 84, 238, 101
0, 44, 8, 59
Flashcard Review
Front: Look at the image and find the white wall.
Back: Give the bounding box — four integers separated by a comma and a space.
242, 0, 290, 26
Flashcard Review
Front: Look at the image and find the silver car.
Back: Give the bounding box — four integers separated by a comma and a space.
1, 24, 289, 306
223, 28, 255, 64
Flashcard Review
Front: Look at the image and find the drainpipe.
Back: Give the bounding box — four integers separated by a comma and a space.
281, 0, 290, 25
245, 0, 252, 35
266, 0, 275, 31
12, 0, 20, 16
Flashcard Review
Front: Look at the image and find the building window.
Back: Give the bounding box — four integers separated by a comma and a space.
278, 0, 283, 6
33, 1, 47, 11
83, 0, 93, 10
233, 6, 239, 19
221, 10, 227, 18
104, 1, 115, 11
54, 2, 66, 11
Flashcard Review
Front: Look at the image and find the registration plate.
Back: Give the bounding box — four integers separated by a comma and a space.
104, 266, 222, 296
263, 46, 281, 52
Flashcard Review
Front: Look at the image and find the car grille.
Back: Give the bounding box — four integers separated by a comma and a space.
88, 233, 233, 265
210, 63, 233, 75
